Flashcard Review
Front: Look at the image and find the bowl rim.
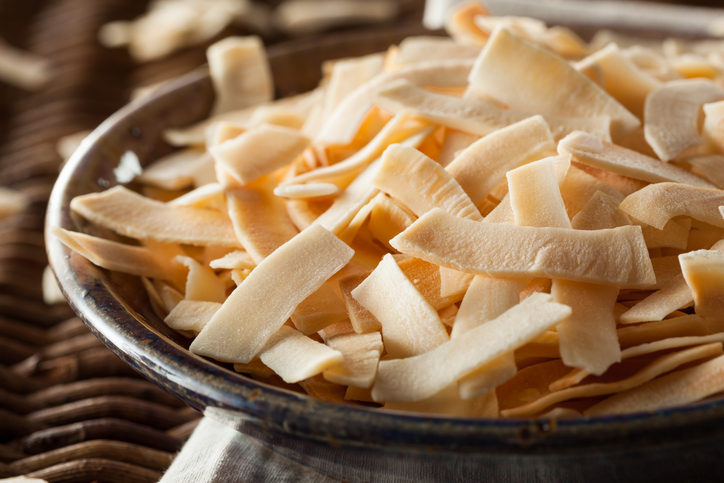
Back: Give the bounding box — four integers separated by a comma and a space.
45, 28, 724, 454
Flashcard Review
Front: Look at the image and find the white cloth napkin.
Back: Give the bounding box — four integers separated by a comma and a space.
159, 417, 340, 483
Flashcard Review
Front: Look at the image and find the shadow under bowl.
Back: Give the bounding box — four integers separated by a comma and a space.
46, 26, 724, 482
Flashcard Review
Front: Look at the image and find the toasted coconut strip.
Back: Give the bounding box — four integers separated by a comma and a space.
617, 315, 724, 349
435, 272, 471, 308
622, 45, 679, 81
483, 194, 514, 224
686, 154, 724, 189
318, 319, 356, 340
503, 343, 722, 418
345, 385, 374, 402
339, 273, 382, 334
0, 187, 28, 218
299, 375, 348, 403
376, 79, 521, 136
442, 0, 490, 47
446, 116, 556, 207
576, 43, 661, 119
507, 156, 571, 229
273, 0, 397, 36
498, 359, 578, 410
547, 367, 587, 393
316, 58, 473, 146
166, 109, 253, 147
312, 159, 381, 235
687, 219, 724, 252
143, 278, 170, 319
438, 130, 478, 168
190, 224, 354, 363
186, 153, 218, 187
207, 36, 272, 114
453, 276, 528, 339
285, 198, 331, 231
376, 80, 609, 141
291, 282, 348, 335
680, 249, 724, 319
168, 183, 225, 208
323, 332, 384, 388
560, 166, 626, 219
209, 250, 255, 270
645, 79, 724, 161
165, 89, 322, 147
571, 191, 631, 230
650, 256, 682, 289
351, 254, 449, 358
368, 194, 416, 249
391, 209, 655, 288
640, 218, 690, 250
371, 293, 570, 403
205, 121, 246, 148
156, 281, 185, 312
323, 53, 384, 122
52, 227, 185, 284
397, 258, 468, 309
257, 326, 343, 383
585, 351, 724, 416
227, 176, 299, 263
452, 276, 528, 398
134, 149, 206, 190
273, 183, 340, 199
519, 278, 553, 301
703, 101, 724, 154
534, 164, 626, 404
210, 124, 309, 185
474, 16, 586, 59
233, 358, 274, 378
70, 185, 240, 247
457, 353, 517, 400
552, 280, 620, 376
0, 38, 50, 90
552, 327, 724, 391
249, 104, 308, 130
164, 300, 222, 335
42, 265, 65, 305
443, 1, 490, 46
175, 256, 226, 303
318, 106, 391, 166
619, 182, 724, 230
230, 269, 250, 286
468, 27, 639, 141
559, 131, 715, 189
438, 304, 458, 327
57, 130, 92, 163
619, 274, 692, 324
623, 333, 724, 360
390, 36, 481, 68
286, 112, 433, 188
373, 144, 482, 221
339, 192, 395, 245
385, 384, 499, 418
671, 55, 720, 80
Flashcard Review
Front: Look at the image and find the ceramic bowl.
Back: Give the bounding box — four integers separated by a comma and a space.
46, 27, 724, 482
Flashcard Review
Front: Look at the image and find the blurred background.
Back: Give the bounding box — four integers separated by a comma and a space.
0, 0, 723, 481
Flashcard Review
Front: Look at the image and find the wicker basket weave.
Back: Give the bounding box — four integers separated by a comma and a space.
0, 1, 423, 481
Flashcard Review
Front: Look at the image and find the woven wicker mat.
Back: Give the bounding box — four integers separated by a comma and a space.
0, 1, 423, 481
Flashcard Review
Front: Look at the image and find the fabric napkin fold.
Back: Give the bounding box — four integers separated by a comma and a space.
159, 416, 340, 482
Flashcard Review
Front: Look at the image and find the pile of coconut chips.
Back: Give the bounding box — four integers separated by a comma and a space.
55, 1, 724, 418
